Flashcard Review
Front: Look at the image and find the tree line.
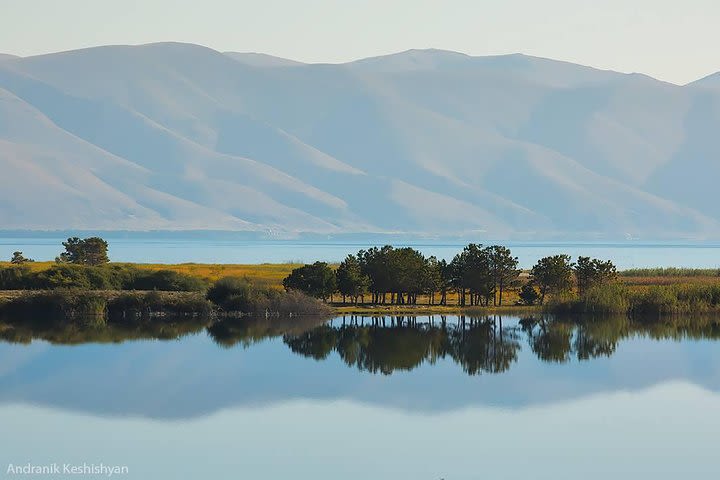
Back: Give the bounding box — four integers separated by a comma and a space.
283, 244, 618, 306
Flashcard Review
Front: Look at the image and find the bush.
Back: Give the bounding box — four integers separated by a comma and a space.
518, 284, 540, 305
0, 265, 33, 289
207, 276, 256, 310
34, 265, 126, 290
126, 270, 207, 292
0, 290, 107, 322
581, 283, 630, 314
107, 291, 211, 320
207, 276, 330, 315
630, 287, 678, 315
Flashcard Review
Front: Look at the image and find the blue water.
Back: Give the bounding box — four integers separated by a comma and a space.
2, 236, 720, 268
1, 315, 720, 479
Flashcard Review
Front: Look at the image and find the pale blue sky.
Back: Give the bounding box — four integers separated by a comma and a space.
1, 0, 718, 84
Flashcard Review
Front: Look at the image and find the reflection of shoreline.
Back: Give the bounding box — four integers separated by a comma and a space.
2, 315, 720, 419
4, 314, 720, 371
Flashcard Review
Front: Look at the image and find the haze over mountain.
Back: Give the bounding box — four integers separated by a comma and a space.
1, 42, 719, 239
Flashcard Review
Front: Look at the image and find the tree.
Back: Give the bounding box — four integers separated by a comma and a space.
56, 237, 109, 265
518, 284, 540, 305
420, 256, 443, 305
530, 254, 574, 304
487, 245, 520, 306
282, 262, 337, 301
450, 244, 493, 306
358, 246, 394, 304
336, 255, 370, 304
10, 251, 34, 264
574, 256, 617, 296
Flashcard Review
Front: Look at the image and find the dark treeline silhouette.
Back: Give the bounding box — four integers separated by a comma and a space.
4, 314, 720, 376
279, 314, 720, 373
282, 245, 622, 307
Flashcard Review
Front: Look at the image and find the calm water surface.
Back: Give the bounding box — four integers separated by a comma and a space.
1, 314, 719, 479
2, 236, 720, 268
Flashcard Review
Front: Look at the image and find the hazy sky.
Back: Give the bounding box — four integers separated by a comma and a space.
1, 0, 719, 84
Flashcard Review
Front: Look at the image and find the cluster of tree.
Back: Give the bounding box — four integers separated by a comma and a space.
283, 245, 521, 306
282, 245, 618, 306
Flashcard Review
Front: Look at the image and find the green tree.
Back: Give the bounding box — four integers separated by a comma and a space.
56, 237, 109, 266
358, 246, 394, 304
530, 254, 574, 304
336, 255, 370, 304
420, 256, 443, 305
450, 244, 493, 306
282, 261, 337, 301
518, 284, 540, 305
574, 256, 618, 297
487, 245, 520, 306
10, 251, 34, 264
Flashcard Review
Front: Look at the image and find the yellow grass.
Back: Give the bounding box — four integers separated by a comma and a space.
0, 261, 302, 289
129, 262, 302, 287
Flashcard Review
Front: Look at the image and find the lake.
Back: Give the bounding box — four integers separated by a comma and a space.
1, 314, 719, 479
2, 236, 720, 268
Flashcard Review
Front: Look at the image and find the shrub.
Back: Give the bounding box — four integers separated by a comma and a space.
34, 265, 125, 290
0, 265, 33, 289
630, 287, 678, 315
207, 276, 330, 315
0, 290, 107, 322
127, 270, 207, 292
518, 284, 540, 305
207, 276, 255, 310
107, 291, 211, 320
581, 283, 629, 314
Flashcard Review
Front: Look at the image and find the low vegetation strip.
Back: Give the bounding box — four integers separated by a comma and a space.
3, 237, 720, 323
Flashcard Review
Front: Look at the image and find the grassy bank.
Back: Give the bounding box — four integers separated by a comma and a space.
547, 283, 720, 316
2, 262, 720, 320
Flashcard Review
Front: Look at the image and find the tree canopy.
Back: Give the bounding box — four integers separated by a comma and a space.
57, 237, 109, 266
283, 262, 337, 300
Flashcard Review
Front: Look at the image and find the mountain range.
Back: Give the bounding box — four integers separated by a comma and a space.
1, 42, 720, 239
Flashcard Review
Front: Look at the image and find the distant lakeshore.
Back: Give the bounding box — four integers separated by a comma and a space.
2, 234, 720, 268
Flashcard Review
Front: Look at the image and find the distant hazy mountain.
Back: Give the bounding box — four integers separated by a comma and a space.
224, 51, 305, 68
1, 42, 719, 238
0, 54, 18, 62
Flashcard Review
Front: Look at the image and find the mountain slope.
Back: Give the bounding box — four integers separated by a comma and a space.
0, 43, 719, 238
224, 51, 305, 68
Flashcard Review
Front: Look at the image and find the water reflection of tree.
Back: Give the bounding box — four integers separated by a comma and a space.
520, 315, 629, 363
7, 314, 720, 376
208, 315, 330, 349
0, 317, 209, 345
282, 315, 520, 376
449, 318, 521, 375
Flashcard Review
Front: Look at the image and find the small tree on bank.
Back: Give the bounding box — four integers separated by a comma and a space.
574, 256, 618, 297
56, 237, 109, 266
10, 251, 34, 264
283, 262, 337, 301
519, 284, 540, 305
487, 245, 520, 306
336, 255, 370, 304
530, 254, 574, 304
